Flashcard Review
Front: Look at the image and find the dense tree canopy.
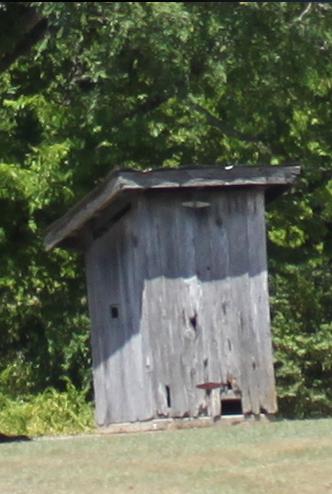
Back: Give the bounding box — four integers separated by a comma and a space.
0, 2, 331, 416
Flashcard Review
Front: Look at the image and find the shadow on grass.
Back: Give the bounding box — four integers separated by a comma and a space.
0, 433, 31, 443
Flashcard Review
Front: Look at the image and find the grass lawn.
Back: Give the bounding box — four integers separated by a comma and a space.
0, 418, 331, 494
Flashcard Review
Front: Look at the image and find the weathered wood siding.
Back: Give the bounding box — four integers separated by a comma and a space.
86, 188, 277, 426
85, 205, 154, 425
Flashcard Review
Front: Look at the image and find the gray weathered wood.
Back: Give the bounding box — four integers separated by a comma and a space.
45, 166, 300, 251
85, 188, 279, 425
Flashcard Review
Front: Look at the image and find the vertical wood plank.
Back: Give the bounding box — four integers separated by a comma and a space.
85, 245, 110, 426
246, 191, 278, 413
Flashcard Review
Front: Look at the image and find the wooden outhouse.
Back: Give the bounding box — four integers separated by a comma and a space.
45, 166, 300, 427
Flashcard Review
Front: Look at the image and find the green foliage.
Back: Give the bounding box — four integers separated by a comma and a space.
0, 2, 331, 420
0, 384, 93, 436
270, 259, 332, 418
0, 353, 38, 396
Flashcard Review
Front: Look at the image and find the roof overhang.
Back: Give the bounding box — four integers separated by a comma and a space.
44, 165, 300, 251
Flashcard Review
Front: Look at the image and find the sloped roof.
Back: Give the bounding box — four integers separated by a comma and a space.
44, 165, 300, 251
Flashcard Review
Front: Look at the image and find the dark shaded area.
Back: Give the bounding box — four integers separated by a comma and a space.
221, 399, 243, 416
0, 433, 31, 444
0, 4, 47, 73
165, 385, 172, 408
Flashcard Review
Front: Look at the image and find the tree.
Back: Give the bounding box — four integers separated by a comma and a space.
0, 2, 331, 415
0, 2, 46, 73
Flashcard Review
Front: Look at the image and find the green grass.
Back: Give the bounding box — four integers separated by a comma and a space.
0, 419, 332, 494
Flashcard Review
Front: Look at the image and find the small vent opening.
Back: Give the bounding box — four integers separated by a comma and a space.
165, 385, 172, 408
110, 305, 119, 319
221, 399, 243, 416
